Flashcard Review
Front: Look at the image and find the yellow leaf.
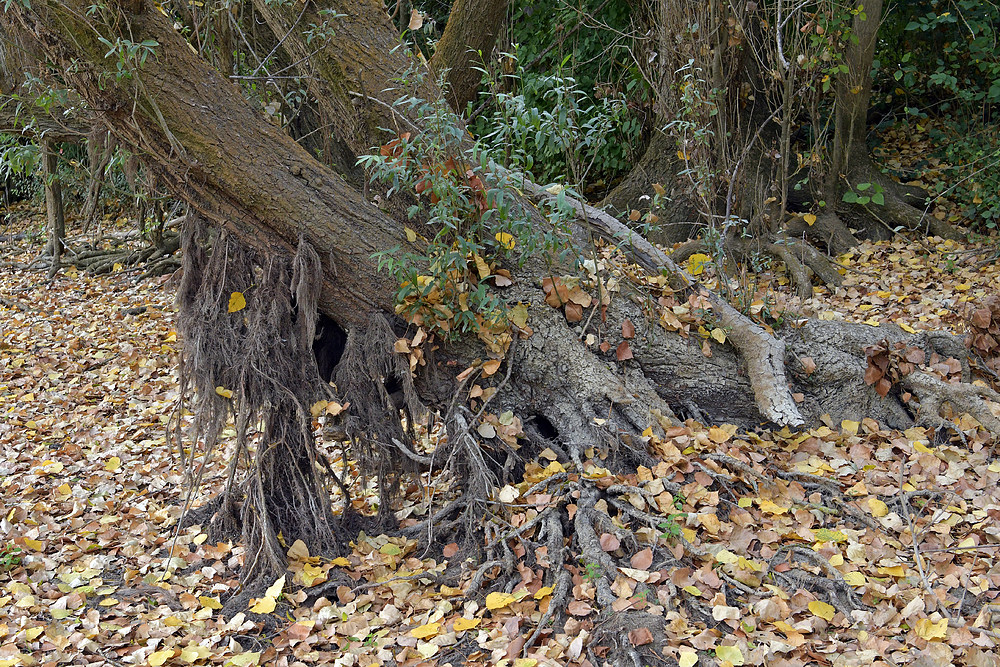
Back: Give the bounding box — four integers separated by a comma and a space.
473, 253, 491, 281
199, 596, 222, 610
248, 596, 276, 614
804, 213, 817, 226
264, 575, 286, 599
679, 650, 698, 667
410, 622, 440, 639
24, 626, 44, 641
915, 617, 948, 641
878, 564, 906, 577
180, 645, 210, 663
758, 499, 789, 515
899, 322, 917, 334
226, 653, 261, 667
843, 572, 866, 587
22, 538, 43, 551
514, 660, 537, 667
215, 386, 233, 399
508, 303, 529, 328
677, 150, 689, 161
148, 649, 174, 666
841, 420, 859, 435
105, 456, 121, 472
485, 591, 517, 610
453, 617, 481, 631
687, 253, 710, 276
299, 563, 327, 587
56, 483, 72, 499
405, 227, 417, 242
711, 328, 726, 344
708, 425, 733, 443
495, 232, 516, 250
715, 550, 739, 565
809, 600, 836, 621
914, 441, 934, 454
228, 291, 247, 313
867, 497, 888, 518
682, 585, 702, 597
533, 586, 554, 600
113, 262, 123, 272
715, 645, 744, 665
331, 557, 351, 567
737, 497, 752, 508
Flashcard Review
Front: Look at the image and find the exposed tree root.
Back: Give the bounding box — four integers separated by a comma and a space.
903, 371, 1000, 435
520, 177, 806, 427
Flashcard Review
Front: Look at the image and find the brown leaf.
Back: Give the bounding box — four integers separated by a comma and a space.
622, 318, 635, 339
864, 363, 883, 386
630, 547, 653, 570
565, 302, 584, 323
443, 543, 459, 558
628, 627, 653, 646
336, 585, 355, 604
600, 341, 611, 353
567, 600, 593, 616
799, 356, 817, 375
599, 533, 620, 552
616, 341, 633, 361
875, 377, 892, 397
972, 307, 992, 329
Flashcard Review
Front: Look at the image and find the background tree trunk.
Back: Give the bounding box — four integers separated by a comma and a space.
828, 0, 961, 240
429, 0, 509, 112
42, 139, 64, 279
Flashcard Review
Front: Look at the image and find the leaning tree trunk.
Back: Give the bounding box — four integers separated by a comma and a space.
12, 1, 1000, 656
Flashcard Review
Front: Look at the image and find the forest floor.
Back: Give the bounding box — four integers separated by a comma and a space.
2, 195, 1000, 667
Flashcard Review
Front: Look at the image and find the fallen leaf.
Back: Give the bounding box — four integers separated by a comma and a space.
808, 600, 836, 621
410, 622, 440, 639
629, 627, 653, 646
228, 291, 246, 313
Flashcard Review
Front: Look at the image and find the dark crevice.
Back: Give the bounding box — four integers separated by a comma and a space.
528, 413, 559, 441
313, 311, 347, 383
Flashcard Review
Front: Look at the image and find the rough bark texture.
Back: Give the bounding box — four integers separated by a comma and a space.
429, 0, 508, 112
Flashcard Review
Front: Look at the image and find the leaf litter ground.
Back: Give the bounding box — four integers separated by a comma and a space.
2, 211, 1000, 667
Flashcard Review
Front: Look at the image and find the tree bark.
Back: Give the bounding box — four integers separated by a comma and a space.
429, 0, 509, 112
